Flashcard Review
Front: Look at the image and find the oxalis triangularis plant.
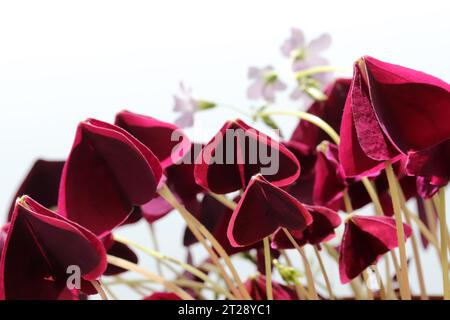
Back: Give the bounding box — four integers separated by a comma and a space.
1, 28, 449, 301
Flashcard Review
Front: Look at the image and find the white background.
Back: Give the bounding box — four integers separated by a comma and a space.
1, 0, 449, 298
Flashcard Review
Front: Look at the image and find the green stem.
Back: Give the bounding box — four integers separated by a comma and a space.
282, 228, 319, 299
295, 66, 350, 80
101, 282, 119, 300
397, 185, 428, 300
208, 192, 237, 210
258, 110, 340, 145
107, 255, 194, 300
361, 271, 374, 300
313, 245, 335, 299
384, 161, 411, 300
148, 223, 163, 276
263, 237, 273, 300
90, 280, 108, 300
113, 235, 235, 300
158, 184, 251, 300
361, 177, 384, 215
373, 266, 387, 300
343, 190, 353, 213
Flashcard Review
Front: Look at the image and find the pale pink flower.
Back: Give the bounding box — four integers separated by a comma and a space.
281, 28, 332, 72
173, 82, 200, 128
281, 28, 332, 101
247, 66, 286, 103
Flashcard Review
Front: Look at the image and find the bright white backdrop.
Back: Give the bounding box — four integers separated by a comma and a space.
1, 0, 449, 298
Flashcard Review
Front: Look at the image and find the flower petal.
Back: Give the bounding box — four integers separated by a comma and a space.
339, 215, 412, 283
272, 205, 340, 248
227, 175, 312, 247
7, 160, 65, 221
280, 28, 305, 57
141, 195, 174, 224
115, 110, 191, 169
363, 55, 450, 152
58, 119, 162, 236
351, 64, 399, 161
166, 143, 204, 201
0, 196, 106, 300
313, 143, 347, 206
339, 76, 391, 177
308, 33, 332, 53
406, 140, 450, 189
194, 119, 300, 194
0, 224, 9, 256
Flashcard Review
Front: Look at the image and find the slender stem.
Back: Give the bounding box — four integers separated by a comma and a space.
127, 282, 148, 296
383, 255, 395, 299
295, 65, 350, 80
313, 245, 334, 299
173, 204, 241, 298
199, 262, 220, 274
158, 184, 251, 300
373, 266, 387, 300
172, 279, 220, 293
209, 192, 237, 210
361, 177, 384, 215
101, 283, 119, 300
109, 276, 156, 296
279, 249, 293, 267
282, 228, 318, 299
384, 161, 411, 300
148, 223, 163, 276
105, 278, 154, 286
435, 188, 450, 300
343, 190, 353, 212
115, 236, 178, 276
361, 176, 402, 299
113, 235, 235, 300
408, 213, 440, 250
106, 277, 221, 297
388, 253, 403, 300
425, 199, 439, 238
292, 280, 308, 300
389, 250, 401, 281
362, 271, 374, 300
90, 280, 108, 300
263, 237, 273, 300
196, 220, 250, 299
159, 187, 237, 297
397, 187, 428, 299
107, 255, 194, 300
258, 110, 340, 145
425, 199, 444, 262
